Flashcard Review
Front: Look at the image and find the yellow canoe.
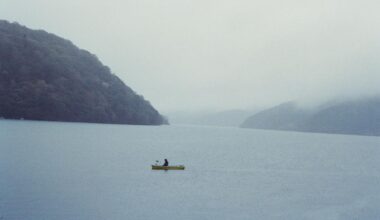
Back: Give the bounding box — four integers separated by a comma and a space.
151, 165, 185, 170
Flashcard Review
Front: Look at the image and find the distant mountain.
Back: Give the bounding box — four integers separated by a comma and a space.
0, 20, 167, 125
241, 102, 311, 130
169, 109, 257, 127
241, 98, 380, 136
299, 98, 380, 135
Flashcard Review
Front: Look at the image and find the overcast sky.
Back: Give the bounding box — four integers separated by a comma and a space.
1, 0, 380, 112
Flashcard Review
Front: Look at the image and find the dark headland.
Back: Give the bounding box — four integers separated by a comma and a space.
0, 20, 167, 125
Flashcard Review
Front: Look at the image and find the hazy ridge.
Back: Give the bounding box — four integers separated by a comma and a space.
241, 98, 380, 136
168, 109, 257, 127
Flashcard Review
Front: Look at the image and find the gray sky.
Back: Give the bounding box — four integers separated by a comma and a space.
1, 0, 380, 112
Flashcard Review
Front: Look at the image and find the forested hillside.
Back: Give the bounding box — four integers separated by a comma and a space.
0, 20, 167, 125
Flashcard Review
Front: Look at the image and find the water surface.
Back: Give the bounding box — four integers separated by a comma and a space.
1, 120, 380, 219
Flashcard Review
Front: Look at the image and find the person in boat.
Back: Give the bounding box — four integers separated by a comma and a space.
163, 159, 169, 166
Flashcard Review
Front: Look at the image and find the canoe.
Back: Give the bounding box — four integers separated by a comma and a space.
152, 165, 185, 170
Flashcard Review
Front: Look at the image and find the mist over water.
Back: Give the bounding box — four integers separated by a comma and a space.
1, 1, 379, 219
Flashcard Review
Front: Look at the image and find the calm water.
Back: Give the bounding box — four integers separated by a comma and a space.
1, 120, 380, 220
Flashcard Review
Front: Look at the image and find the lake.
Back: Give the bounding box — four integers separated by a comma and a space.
1, 120, 380, 220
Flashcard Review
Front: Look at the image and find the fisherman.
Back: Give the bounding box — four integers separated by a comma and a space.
163, 159, 169, 166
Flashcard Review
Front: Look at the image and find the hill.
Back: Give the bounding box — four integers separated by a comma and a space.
241, 99, 380, 136
0, 20, 167, 125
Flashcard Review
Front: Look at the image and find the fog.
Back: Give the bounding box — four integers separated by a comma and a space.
1, 0, 380, 112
